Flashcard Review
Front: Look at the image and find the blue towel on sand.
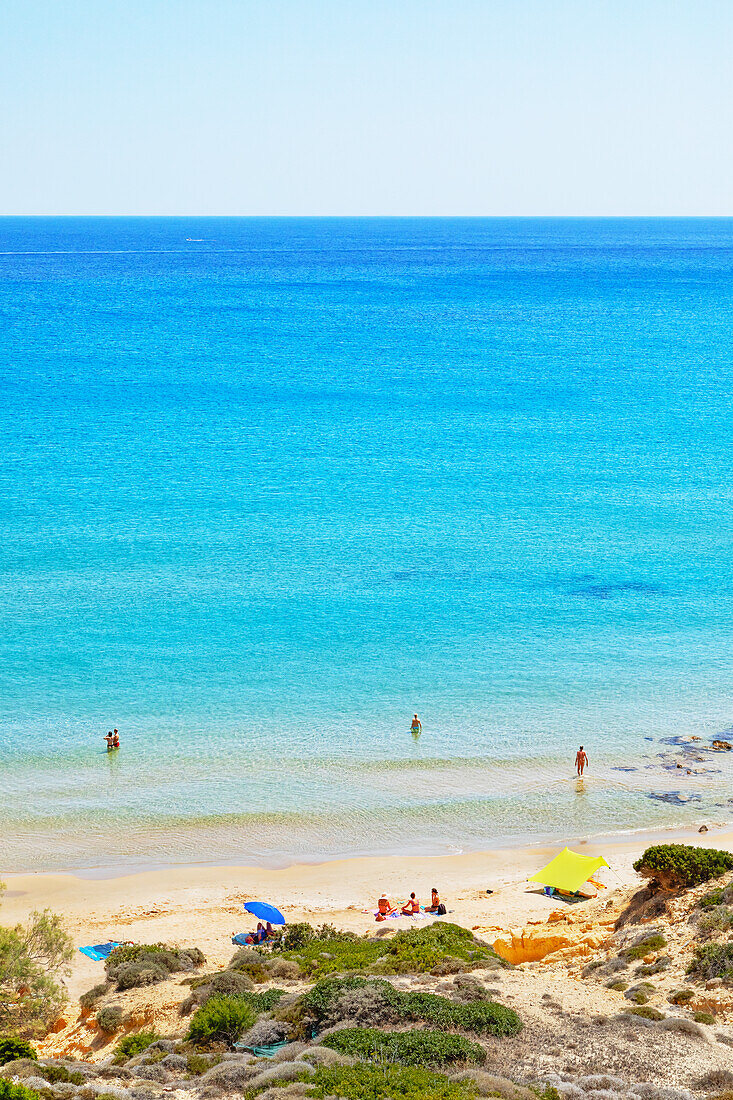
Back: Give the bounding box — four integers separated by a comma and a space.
79, 942, 120, 961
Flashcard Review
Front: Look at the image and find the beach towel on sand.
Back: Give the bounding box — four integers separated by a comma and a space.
79, 942, 120, 961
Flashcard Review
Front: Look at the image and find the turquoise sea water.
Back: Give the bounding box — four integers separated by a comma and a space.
2, 217, 733, 874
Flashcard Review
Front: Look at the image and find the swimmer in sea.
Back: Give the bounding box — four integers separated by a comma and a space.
575, 745, 588, 776
411, 714, 422, 736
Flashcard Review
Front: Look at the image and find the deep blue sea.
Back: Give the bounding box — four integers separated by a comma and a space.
2, 217, 733, 874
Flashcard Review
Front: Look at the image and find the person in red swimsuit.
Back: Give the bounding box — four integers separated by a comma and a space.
401, 892, 420, 916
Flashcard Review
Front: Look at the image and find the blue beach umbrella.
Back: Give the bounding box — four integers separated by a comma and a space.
244, 901, 286, 924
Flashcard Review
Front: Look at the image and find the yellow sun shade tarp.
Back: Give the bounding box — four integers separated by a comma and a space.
528, 848, 609, 894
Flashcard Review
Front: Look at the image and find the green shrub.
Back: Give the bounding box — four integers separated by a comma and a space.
633, 845, 733, 889
621, 934, 667, 961
0, 909, 74, 1037
182, 969, 254, 1012
301, 1063, 476, 1099
0, 1039, 36, 1065
0, 1081, 42, 1100
627, 1005, 664, 1020
79, 983, 110, 1010
699, 907, 733, 937
37, 1066, 84, 1086
668, 989, 694, 1004
187, 994, 257, 1045
688, 942, 733, 984
321, 1028, 486, 1068
185, 1053, 220, 1076
302, 976, 520, 1037
699, 886, 729, 908
635, 956, 670, 977
377, 924, 507, 976
692, 1010, 715, 1024
606, 980, 628, 992
96, 1005, 123, 1033
452, 975, 489, 1001
271, 922, 507, 979
106, 944, 205, 991
248, 988, 285, 1011
113, 1030, 160, 1063
401, 991, 520, 1036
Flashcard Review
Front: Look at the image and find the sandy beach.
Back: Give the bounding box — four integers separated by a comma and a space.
3, 824, 731, 1000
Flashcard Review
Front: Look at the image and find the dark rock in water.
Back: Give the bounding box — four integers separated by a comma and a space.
612, 766, 639, 772
712, 740, 732, 751
699, 825, 709, 833
647, 790, 702, 805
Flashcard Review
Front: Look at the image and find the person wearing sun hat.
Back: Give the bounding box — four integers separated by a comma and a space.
376, 893, 397, 921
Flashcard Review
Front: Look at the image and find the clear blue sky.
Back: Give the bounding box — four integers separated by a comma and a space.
1, 0, 731, 214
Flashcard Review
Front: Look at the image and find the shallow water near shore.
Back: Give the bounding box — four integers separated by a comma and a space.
2, 217, 733, 873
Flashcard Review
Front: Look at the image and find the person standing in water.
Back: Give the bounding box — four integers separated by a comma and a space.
575, 745, 588, 776
411, 714, 422, 735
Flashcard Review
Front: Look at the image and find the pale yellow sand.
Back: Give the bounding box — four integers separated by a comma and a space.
2, 824, 731, 999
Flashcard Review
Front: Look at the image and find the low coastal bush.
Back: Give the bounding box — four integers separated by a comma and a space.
0, 1039, 36, 1066
113, 1030, 160, 1063
699, 883, 733, 908
321, 1027, 486, 1067
297, 1063, 476, 1100
185, 1053, 221, 1075
0, 1081, 41, 1100
621, 933, 667, 961
36, 1065, 84, 1086
692, 1010, 716, 1024
624, 981, 655, 1005
106, 944, 205, 991
79, 982, 110, 1010
238, 1016, 289, 1048
687, 942, 733, 984
96, 1005, 123, 1033
187, 994, 257, 1045
302, 976, 521, 1037
228, 948, 301, 984
633, 845, 733, 889
377, 924, 507, 976
668, 988, 694, 1004
266, 922, 507, 979
181, 970, 255, 1012
627, 1006, 664, 1020
698, 907, 733, 937
185, 983, 286, 1021
635, 956, 670, 977
451, 975, 491, 1002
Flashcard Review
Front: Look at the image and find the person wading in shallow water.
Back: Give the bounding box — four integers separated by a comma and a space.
575, 745, 588, 776
411, 714, 422, 735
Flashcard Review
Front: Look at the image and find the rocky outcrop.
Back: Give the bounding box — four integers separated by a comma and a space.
492, 914, 613, 964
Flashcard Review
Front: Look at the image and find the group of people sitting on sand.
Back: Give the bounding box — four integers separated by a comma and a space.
376, 887, 445, 921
